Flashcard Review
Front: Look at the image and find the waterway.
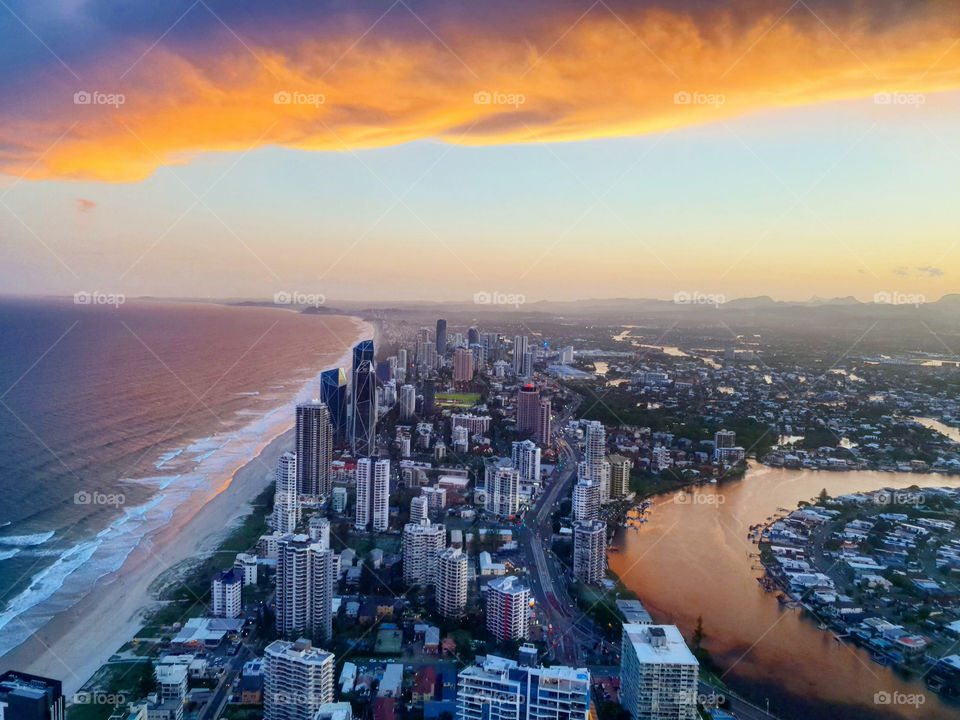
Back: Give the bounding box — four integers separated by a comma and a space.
608, 463, 960, 720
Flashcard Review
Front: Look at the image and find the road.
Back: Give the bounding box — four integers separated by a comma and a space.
199, 644, 249, 720
519, 399, 603, 666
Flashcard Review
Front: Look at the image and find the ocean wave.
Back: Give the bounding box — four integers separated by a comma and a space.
0, 549, 20, 561
0, 530, 55, 546
0, 323, 367, 661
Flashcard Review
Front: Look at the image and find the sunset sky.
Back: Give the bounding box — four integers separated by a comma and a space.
1, 0, 959, 302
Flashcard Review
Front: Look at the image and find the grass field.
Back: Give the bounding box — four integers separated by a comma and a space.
435, 392, 481, 408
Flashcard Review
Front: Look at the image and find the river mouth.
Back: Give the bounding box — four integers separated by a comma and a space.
608, 463, 960, 720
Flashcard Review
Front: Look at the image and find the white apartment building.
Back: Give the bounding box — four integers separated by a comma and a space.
275, 535, 334, 641
573, 520, 606, 584
486, 467, 520, 518
402, 518, 446, 586
308, 517, 330, 549
486, 575, 530, 642
273, 451, 300, 534
355, 458, 390, 532
410, 495, 428, 525
456, 655, 589, 720
620, 624, 699, 720
211, 567, 242, 618
436, 547, 468, 618
511, 440, 541, 495
234, 552, 258, 585
263, 638, 334, 720
572, 480, 600, 522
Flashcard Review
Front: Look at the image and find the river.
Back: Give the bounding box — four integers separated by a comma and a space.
608, 463, 960, 720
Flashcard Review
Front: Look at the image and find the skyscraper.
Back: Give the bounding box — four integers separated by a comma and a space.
0, 671, 65, 720
275, 534, 334, 641
467, 327, 480, 346
211, 567, 243, 618
320, 368, 348, 446
274, 451, 300, 533
351, 340, 376, 457
620, 625, 699, 720
355, 458, 390, 532
486, 466, 520, 518
512, 335, 528, 375
511, 440, 541, 490
263, 638, 334, 720
436, 547, 468, 618
580, 421, 611, 503
402, 517, 446, 586
453, 347, 474, 385
486, 575, 530, 641
573, 520, 606, 583
536, 398, 552, 444
436, 318, 447, 354
572, 480, 600, 522
516, 384, 539, 435
296, 402, 333, 498
608, 455, 632, 498
399, 384, 416, 419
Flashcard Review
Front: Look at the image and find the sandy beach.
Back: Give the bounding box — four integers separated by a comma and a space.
0, 425, 294, 697
0, 312, 377, 698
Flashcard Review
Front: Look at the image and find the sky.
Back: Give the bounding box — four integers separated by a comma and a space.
1, 0, 959, 303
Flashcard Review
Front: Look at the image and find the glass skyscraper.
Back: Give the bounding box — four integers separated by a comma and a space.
320, 368, 347, 445
351, 339, 376, 456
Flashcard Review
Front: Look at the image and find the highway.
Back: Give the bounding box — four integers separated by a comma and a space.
519, 399, 603, 666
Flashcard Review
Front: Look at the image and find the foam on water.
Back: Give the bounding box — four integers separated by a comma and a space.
0, 330, 367, 659
0, 531, 56, 547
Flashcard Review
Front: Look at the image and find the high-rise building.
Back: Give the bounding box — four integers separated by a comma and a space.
436, 547, 468, 618
486, 466, 520, 518
275, 535, 334, 641
572, 480, 600, 522
652, 446, 672, 471
355, 458, 390, 532
608, 455, 632, 498
331, 486, 347, 513
308, 516, 330, 549
296, 401, 333, 498
320, 368, 348, 446
620, 625, 699, 720
436, 319, 447, 355
536, 399, 552, 444
211, 567, 243, 618
560, 346, 574, 364
422, 379, 436, 416
511, 440, 541, 489
486, 575, 530, 641
512, 335, 528, 374
451, 425, 469, 453
451, 414, 491, 435
409, 495, 428, 525
274, 451, 300, 533
521, 349, 534, 378
573, 520, 606, 583
453, 347, 474, 385
580, 421, 611, 502
235, 552, 258, 585
351, 340, 377, 457
402, 518, 446, 586
457, 655, 589, 720
714, 429, 736, 451
399, 384, 416, 419
263, 638, 334, 720
516, 384, 539, 435
467, 327, 480, 346
0, 671, 64, 720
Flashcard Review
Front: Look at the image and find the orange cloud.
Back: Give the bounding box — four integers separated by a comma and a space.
3, 1, 960, 182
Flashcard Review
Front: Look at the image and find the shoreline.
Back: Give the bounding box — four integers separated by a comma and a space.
0, 311, 373, 697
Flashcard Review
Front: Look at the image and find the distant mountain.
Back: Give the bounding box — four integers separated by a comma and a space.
807, 296, 862, 306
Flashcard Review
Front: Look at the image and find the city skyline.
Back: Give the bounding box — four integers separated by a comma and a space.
1, 0, 959, 302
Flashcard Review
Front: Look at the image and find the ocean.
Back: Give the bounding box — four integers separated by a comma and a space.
0, 297, 364, 657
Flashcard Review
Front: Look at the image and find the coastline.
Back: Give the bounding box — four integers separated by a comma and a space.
0, 311, 373, 697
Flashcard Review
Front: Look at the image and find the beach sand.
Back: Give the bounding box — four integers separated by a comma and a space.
0, 425, 294, 697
